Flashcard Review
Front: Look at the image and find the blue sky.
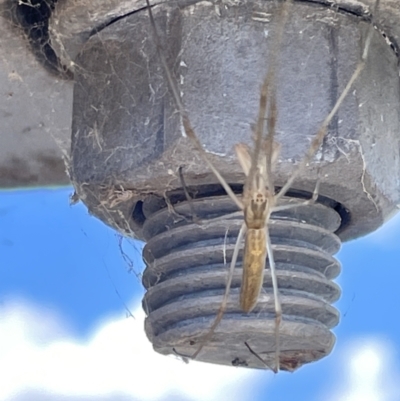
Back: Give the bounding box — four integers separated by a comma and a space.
1, 187, 400, 401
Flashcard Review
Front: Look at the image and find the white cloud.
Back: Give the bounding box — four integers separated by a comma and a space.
0, 298, 263, 401
323, 337, 400, 401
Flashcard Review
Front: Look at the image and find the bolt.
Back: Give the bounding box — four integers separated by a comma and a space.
70, 1, 400, 370
141, 186, 342, 370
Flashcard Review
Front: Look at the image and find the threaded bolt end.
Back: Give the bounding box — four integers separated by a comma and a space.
141, 185, 343, 371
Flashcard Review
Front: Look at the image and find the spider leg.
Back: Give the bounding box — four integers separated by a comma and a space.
191, 222, 247, 358
265, 224, 282, 373
272, 170, 321, 212
146, 0, 243, 211
251, 0, 293, 194
276, 0, 380, 201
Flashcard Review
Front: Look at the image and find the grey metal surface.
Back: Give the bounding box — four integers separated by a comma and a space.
141, 192, 342, 371
1, 0, 400, 190
70, 0, 400, 242
48, 1, 400, 65
0, 0, 72, 189
68, 0, 400, 369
